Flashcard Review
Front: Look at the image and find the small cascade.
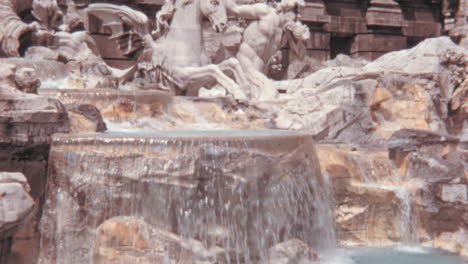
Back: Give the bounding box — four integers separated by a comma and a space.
38, 130, 336, 263
348, 152, 421, 245
394, 187, 418, 244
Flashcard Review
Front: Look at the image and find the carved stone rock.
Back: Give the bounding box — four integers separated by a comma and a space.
0, 172, 34, 236
0, 172, 35, 262
65, 103, 107, 133
94, 216, 226, 264
268, 239, 319, 264
316, 140, 468, 257
0, 92, 69, 147
273, 37, 467, 144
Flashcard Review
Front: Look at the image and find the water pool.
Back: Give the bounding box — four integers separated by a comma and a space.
320, 246, 467, 264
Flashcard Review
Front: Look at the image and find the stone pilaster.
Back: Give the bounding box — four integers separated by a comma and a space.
449, 0, 467, 46
365, 0, 407, 28
298, 0, 331, 61
350, 0, 408, 60
299, 0, 331, 23
351, 33, 406, 60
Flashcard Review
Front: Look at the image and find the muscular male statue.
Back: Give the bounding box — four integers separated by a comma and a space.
225, 0, 310, 100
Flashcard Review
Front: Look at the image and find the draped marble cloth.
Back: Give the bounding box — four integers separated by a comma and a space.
0, 0, 35, 56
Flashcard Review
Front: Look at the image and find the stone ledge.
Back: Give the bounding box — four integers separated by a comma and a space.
0, 93, 69, 146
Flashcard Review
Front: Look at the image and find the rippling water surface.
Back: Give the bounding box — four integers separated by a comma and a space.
319, 246, 467, 264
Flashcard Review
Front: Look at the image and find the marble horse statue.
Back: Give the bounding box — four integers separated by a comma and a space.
87, 0, 250, 101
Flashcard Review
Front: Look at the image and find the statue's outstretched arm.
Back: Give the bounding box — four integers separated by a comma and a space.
225, 0, 271, 19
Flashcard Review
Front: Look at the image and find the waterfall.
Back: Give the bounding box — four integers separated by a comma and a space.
349, 153, 421, 245
38, 130, 336, 263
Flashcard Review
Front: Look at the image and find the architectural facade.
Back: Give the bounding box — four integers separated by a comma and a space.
39, 0, 468, 67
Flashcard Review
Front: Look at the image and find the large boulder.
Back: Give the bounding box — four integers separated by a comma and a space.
65, 104, 107, 133
0, 172, 34, 262
0, 172, 34, 235
94, 216, 226, 264
268, 239, 319, 264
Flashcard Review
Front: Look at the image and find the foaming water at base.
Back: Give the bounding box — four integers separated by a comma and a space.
316, 246, 466, 264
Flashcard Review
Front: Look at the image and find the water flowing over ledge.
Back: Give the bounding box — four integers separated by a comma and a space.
39, 129, 336, 264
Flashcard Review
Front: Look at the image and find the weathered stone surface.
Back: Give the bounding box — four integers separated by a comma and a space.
395, 131, 468, 257
94, 216, 226, 264
316, 144, 409, 245
268, 239, 318, 264
0, 67, 70, 263
66, 104, 107, 133
351, 34, 407, 60
0, 61, 69, 147
440, 184, 467, 203
365, 0, 405, 28
448, 0, 467, 47
322, 54, 368, 69
335, 185, 404, 246
388, 129, 460, 166
272, 37, 467, 145
317, 137, 467, 258
0, 92, 69, 147
39, 89, 268, 131
431, 229, 468, 258
0, 172, 34, 235
0, 172, 34, 262
0, 61, 42, 93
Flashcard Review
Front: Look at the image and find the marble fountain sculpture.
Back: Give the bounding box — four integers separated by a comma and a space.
1, 0, 310, 101
1, 0, 329, 263
0, 0, 467, 264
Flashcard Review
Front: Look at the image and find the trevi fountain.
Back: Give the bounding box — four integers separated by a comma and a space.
0, 0, 466, 263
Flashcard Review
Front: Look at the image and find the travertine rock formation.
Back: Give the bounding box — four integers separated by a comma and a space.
38, 89, 268, 131
316, 128, 467, 257
389, 129, 467, 257
94, 216, 226, 264
268, 239, 319, 264
273, 37, 467, 144
65, 103, 107, 133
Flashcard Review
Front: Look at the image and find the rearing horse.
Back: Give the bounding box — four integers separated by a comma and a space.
86, 0, 249, 101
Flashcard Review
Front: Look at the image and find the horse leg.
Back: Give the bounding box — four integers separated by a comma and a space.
179, 64, 248, 101
236, 53, 278, 101
216, 57, 250, 96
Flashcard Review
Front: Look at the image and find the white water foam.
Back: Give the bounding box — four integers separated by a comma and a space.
395, 245, 431, 254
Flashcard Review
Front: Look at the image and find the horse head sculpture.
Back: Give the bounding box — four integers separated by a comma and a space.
199, 0, 228, 33
85, 0, 249, 101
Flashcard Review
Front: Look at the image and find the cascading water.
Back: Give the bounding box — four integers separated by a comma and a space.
346, 152, 421, 245
34, 88, 466, 264
37, 130, 336, 263
394, 187, 418, 244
